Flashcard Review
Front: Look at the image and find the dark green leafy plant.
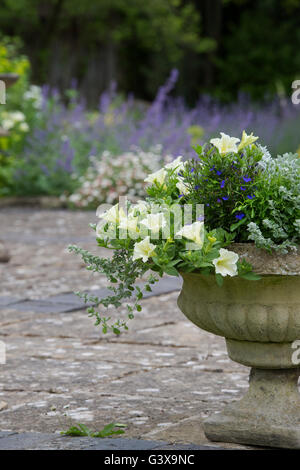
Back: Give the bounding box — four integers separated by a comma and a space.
61, 422, 126, 438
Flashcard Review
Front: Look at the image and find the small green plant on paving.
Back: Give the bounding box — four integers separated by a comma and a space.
61, 422, 127, 438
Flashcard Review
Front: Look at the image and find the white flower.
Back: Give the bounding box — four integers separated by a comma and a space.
129, 200, 149, 215
10, 111, 25, 122
19, 122, 29, 132
119, 215, 139, 233
141, 213, 167, 232
210, 133, 240, 155
165, 156, 185, 172
95, 220, 106, 238
176, 221, 204, 247
176, 178, 189, 195
1, 119, 14, 130
238, 130, 259, 151
212, 248, 239, 277
132, 236, 156, 262
98, 204, 125, 224
144, 167, 167, 185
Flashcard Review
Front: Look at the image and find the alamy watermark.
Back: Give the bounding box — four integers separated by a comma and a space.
291, 340, 300, 365
96, 197, 205, 250
0, 80, 6, 104
291, 80, 300, 104
0, 341, 6, 364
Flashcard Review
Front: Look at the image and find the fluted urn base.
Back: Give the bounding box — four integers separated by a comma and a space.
177, 246, 300, 448
204, 368, 300, 449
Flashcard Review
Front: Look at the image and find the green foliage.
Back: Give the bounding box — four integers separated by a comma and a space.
61, 422, 126, 438
0, 37, 32, 194
245, 152, 300, 253
181, 142, 264, 239
215, 1, 300, 101
0, 36, 30, 107
1, 1, 300, 101
0, 0, 213, 100
69, 131, 299, 334
69, 152, 260, 334
68, 244, 159, 334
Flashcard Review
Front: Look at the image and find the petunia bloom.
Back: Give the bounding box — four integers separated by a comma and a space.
144, 167, 167, 185
238, 130, 259, 151
176, 178, 190, 195
210, 132, 240, 155
212, 248, 239, 277
176, 221, 204, 247
140, 213, 167, 233
132, 236, 156, 262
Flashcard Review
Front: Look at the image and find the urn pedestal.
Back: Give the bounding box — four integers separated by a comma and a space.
177, 244, 300, 449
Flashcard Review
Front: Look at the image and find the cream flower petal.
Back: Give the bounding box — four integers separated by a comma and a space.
210, 133, 240, 155
212, 248, 239, 277
132, 236, 156, 262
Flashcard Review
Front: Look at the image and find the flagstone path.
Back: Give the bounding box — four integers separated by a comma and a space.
0, 207, 269, 450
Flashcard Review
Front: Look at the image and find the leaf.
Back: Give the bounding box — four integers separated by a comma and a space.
163, 265, 179, 276
215, 273, 224, 287
230, 218, 247, 232
61, 422, 126, 438
240, 272, 261, 281
199, 267, 211, 276
61, 424, 92, 437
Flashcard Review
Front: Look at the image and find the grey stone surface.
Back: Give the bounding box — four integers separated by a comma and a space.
0, 277, 182, 313
6, 300, 82, 314
0, 241, 10, 263
0, 296, 24, 307
204, 368, 300, 449
229, 243, 300, 276
0, 208, 269, 450
0, 293, 254, 450
0, 432, 166, 450
0, 208, 182, 302
0, 431, 223, 450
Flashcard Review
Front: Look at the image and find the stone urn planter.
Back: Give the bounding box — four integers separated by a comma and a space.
0, 73, 19, 89
177, 243, 300, 449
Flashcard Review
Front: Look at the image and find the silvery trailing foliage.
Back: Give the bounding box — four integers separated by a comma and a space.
247, 152, 300, 253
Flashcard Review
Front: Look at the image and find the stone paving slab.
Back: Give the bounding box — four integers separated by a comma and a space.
0, 296, 24, 308
4, 300, 82, 314
0, 277, 183, 313
0, 431, 223, 450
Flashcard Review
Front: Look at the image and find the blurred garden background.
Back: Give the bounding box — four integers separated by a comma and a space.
1, 0, 300, 208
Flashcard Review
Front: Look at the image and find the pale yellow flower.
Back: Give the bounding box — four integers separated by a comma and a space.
176, 178, 190, 195
210, 132, 240, 155
132, 236, 156, 262
129, 200, 149, 216
119, 215, 139, 233
212, 248, 239, 277
238, 130, 259, 151
140, 213, 167, 233
176, 221, 204, 247
165, 156, 185, 172
98, 204, 126, 224
144, 168, 167, 185
19, 122, 29, 132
